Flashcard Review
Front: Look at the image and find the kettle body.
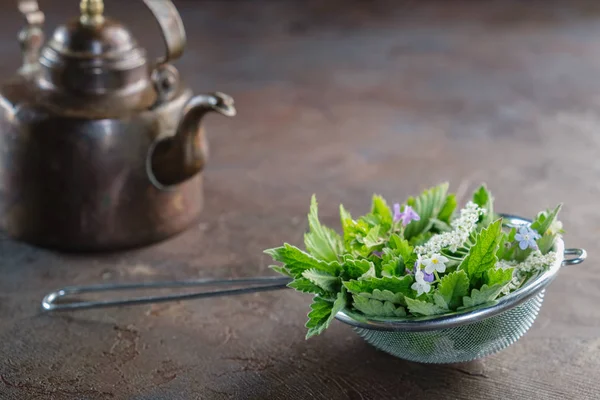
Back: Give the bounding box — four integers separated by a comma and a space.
0, 1, 235, 251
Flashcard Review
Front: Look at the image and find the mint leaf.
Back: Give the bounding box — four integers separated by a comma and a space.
288, 278, 328, 295
403, 183, 449, 240
306, 289, 347, 338
485, 267, 513, 286
462, 284, 505, 308
341, 255, 372, 280
304, 195, 343, 262
472, 184, 494, 226
458, 219, 502, 283
438, 194, 457, 223
371, 194, 393, 226
437, 270, 470, 310
265, 244, 340, 278
352, 295, 406, 317
530, 204, 562, 236
405, 297, 447, 316
302, 269, 340, 292
343, 276, 413, 306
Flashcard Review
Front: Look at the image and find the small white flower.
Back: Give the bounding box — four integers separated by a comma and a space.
411, 269, 431, 296
423, 253, 449, 274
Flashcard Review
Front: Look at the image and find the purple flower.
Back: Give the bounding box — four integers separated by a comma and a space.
423, 271, 434, 282
393, 204, 421, 226
515, 226, 539, 250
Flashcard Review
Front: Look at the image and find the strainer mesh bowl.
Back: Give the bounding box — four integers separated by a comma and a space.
353, 290, 545, 364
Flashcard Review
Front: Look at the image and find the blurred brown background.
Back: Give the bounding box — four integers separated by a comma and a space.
0, 1, 599, 399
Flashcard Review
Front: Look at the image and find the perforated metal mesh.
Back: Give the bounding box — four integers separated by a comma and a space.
354, 290, 545, 364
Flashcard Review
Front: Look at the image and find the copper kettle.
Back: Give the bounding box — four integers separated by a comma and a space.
0, 0, 236, 251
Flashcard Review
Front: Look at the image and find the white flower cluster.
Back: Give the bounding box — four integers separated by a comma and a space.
415, 201, 483, 256
499, 250, 557, 294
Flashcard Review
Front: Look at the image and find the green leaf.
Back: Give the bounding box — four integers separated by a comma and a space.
430, 218, 453, 232
363, 225, 381, 248
287, 278, 328, 295
458, 219, 502, 283
462, 284, 505, 308
433, 292, 449, 310
343, 275, 413, 306
302, 269, 340, 292
405, 297, 448, 316
304, 195, 343, 262
436, 270, 470, 310
265, 244, 340, 278
371, 194, 393, 226
306, 290, 347, 338
485, 267, 513, 287
339, 205, 372, 257
270, 265, 293, 277
352, 295, 407, 317
472, 184, 494, 226
381, 254, 402, 277
358, 261, 377, 280
537, 232, 556, 255
403, 183, 449, 240
341, 255, 372, 280
530, 204, 562, 236
438, 194, 457, 223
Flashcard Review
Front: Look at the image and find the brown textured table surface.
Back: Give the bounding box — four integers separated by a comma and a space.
1, 0, 599, 399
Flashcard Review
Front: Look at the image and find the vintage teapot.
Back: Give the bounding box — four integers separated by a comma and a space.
0, 0, 236, 251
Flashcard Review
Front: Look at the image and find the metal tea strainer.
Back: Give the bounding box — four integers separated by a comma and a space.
41, 215, 587, 364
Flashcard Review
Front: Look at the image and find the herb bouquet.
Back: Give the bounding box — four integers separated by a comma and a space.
265, 183, 564, 339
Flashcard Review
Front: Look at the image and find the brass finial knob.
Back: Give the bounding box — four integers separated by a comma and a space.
80, 0, 104, 26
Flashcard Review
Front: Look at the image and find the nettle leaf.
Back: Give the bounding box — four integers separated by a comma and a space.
288, 278, 328, 296
371, 194, 393, 227
302, 269, 340, 292
389, 235, 417, 266
405, 297, 447, 316
472, 184, 494, 227
304, 195, 343, 262
352, 295, 406, 317
458, 219, 502, 283
438, 194, 457, 223
486, 267, 513, 287
343, 276, 413, 306
436, 270, 470, 310
358, 262, 377, 280
265, 244, 340, 278
403, 183, 449, 240
341, 255, 372, 280
462, 284, 505, 309
530, 204, 562, 236
269, 265, 293, 277
363, 225, 381, 249
306, 290, 347, 338
339, 205, 372, 257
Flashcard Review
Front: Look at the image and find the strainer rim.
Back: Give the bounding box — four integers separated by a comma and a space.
335, 214, 565, 332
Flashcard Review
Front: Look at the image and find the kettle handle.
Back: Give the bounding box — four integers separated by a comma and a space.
17, 0, 45, 73
142, 0, 186, 66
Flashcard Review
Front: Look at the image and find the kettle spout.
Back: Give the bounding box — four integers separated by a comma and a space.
149, 92, 236, 188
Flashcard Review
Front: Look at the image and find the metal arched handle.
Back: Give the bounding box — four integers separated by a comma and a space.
142, 0, 186, 66
562, 248, 587, 266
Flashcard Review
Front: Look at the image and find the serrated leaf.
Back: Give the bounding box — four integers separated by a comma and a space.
371, 194, 393, 226
352, 295, 407, 317
458, 219, 502, 283
302, 269, 340, 292
306, 290, 347, 338
353, 288, 404, 304
362, 225, 381, 249
304, 195, 343, 262
405, 297, 448, 316
437, 270, 470, 310
287, 278, 328, 295
389, 235, 417, 266
438, 194, 457, 223
433, 292, 449, 310
343, 275, 413, 305
403, 183, 449, 240
472, 184, 494, 226
270, 265, 293, 277
358, 262, 377, 280
462, 284, 505, 308
341, 255, 372, 280
265, 244, 340, 278
530, 204, 562, 236
486, 267, 513, 286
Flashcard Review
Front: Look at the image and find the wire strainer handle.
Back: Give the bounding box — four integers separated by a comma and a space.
562, 248, 587, 266
41, 276, 292, 311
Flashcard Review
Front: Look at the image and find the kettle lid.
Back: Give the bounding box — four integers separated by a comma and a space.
38, 1, 149, 97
